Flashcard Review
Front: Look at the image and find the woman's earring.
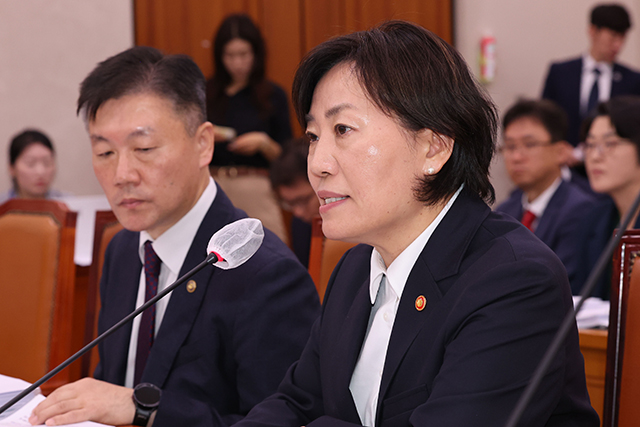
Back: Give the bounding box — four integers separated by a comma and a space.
427, 167, 435, 175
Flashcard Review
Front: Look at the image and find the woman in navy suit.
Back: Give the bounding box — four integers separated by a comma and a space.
235, 21, 598, 427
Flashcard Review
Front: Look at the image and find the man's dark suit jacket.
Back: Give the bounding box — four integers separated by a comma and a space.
95, 185, 321, 427
573, 197, 640, 300
236, 188, 599, 427
496, 180, 597, 292
542, 57, 640, 146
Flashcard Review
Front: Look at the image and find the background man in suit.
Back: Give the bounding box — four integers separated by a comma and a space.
496, 99, 597, 290
542, 3, 640, 150
29, 46, 320, 427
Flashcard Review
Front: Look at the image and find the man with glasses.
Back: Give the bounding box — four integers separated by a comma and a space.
573, 95, 640, 299
270, 139, 320, 267
497, 99, 597, 289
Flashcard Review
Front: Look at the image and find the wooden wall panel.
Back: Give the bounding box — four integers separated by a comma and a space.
135, 0, 263, 79
260, 0, 302, 96
302, 0, 452, 52
300, 1, 347, 55
134, 0, 451, 135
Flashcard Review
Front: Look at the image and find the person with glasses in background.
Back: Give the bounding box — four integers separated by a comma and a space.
496, 99, 597, 290
573, 95, 640, 300
270, 137, 320, 268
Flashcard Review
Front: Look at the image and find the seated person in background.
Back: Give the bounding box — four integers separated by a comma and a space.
573, 95, 640, 300
233, 21, 598, 427
496, 99, 597, 289
0, 129, 67, 204
269, 138, 320, 267
29, 46, 320, 427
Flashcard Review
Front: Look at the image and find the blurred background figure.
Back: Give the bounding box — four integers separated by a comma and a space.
574, 95, 640, 300
207, 13, 292, 243
542, 3, 640, 149
270, 138, 320, 267
496, 99, 596, 288
0, 129, 67, 204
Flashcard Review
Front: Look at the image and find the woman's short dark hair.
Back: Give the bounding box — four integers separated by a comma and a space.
292, 20, 497, 205
503, 99, 568, 143
9, 129, 54, 165
77, 46, 206, 136
591, 95, 640, 161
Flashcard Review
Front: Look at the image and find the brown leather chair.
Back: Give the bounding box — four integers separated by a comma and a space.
308, 217, 356, 302
603, 229, 640, 427
81, 210, 123, 378
0, 199, 77, 390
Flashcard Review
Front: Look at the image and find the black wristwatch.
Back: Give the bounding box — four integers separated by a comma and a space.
132, 383, 162, 426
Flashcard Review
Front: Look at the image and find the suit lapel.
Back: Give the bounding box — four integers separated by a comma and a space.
102, 231, 142, 385
141, 186, 238, 386
376, 189, 490, 420
325, 274, 373, 423
611, 63, 625, 97
142, 261, 214, 386
378, 256, 440, 401
568, 58, 583, 116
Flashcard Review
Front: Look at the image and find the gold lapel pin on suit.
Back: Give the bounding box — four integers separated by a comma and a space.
186, 280, 197, 293
415, 295, 426, 311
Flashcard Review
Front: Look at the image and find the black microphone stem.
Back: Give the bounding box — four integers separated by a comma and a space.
504, 188, 640, 427
0, 251, 219, 416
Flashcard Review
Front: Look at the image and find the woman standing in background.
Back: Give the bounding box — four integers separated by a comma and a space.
207, 13, 291, 242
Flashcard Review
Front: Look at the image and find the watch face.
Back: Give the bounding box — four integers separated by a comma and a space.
135, 384, 161, 407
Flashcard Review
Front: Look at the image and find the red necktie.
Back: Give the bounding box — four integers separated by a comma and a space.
134, 240, 161, 385
521, 210, 537, 232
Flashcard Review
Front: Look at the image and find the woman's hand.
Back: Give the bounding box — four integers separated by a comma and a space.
228, 131, 281, 161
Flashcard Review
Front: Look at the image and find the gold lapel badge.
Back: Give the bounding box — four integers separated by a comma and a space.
186, 280, 197, 293
415, 295, 426, 311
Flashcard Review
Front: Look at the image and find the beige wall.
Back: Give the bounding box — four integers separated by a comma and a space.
455, 0, 640, 205
0, 0, 133, 197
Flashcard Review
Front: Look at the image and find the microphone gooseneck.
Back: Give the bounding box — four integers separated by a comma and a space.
0, 218, 264, 416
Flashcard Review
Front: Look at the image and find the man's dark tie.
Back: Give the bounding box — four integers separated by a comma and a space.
521, 210, 537, 232
586, 67, 601, 115
134, 240, 161, 385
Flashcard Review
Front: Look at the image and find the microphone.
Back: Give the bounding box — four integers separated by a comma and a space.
207, 218, 264, 269
0, 217, 264, 415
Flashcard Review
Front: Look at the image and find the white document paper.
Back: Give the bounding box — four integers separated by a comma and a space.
573, 296, 610, 329
0, 375, 110, 427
